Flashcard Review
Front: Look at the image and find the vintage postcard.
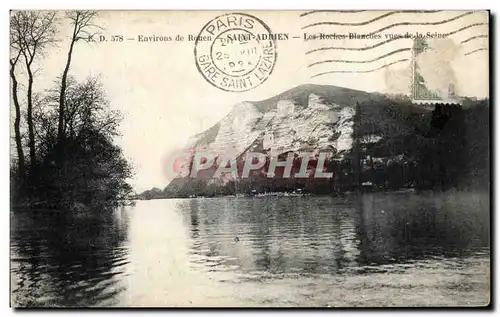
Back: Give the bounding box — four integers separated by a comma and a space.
10, 10, 490, 307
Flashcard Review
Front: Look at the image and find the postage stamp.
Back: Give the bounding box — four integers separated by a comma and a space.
411, 37, 461, 104
194, 12, 277, 92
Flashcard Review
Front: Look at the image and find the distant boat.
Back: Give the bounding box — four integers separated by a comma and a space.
361, 181, 374, 193
253, 191, 306, 197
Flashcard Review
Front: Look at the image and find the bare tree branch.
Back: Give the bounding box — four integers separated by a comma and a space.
10, 10, 59, 167
57, 11, 101, 162
9, 47, 26, 179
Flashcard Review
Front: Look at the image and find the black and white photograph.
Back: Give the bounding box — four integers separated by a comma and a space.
8, 9, 491, 308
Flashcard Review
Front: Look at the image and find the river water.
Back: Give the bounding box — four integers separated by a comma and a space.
10, 191, 490, 307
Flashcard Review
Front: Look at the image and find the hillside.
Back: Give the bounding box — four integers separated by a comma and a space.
137, 85, 489, 199
187, 84, 393, 155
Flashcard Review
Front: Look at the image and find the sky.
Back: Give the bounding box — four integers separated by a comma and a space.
15, 10, 489, 192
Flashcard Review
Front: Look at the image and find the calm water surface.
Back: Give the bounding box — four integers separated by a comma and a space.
11, 192, 490, 307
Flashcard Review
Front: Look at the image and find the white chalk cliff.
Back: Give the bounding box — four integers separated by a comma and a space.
185, 84, 378, 159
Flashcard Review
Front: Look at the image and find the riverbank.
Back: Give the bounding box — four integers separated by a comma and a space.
135, 187, 422, 201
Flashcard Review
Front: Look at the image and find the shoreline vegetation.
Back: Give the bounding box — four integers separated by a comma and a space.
133, 188, 419, 201
137, 186, 490, 202
10, 11, 134, 212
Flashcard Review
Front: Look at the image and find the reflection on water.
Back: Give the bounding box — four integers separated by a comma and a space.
10, 208, 130, 307
178, 192, 489, 279
11, 192, 490, 307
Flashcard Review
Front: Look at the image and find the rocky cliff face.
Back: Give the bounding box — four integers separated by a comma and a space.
149, 85, 488, 198
159, 85, 394, 196
186, 84, 383, 158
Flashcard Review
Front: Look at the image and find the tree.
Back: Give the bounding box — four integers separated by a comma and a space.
33, 76, 133, 207
10, 11, 131, 209
9, 41, 25, 180
10, 11, 58, 167
57, 11, 101, 162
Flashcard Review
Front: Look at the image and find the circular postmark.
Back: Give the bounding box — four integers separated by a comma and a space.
194, 13, 277, 92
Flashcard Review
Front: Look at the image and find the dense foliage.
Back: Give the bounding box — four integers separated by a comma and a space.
12, 77, 133, 208
10, 11, 133, 210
